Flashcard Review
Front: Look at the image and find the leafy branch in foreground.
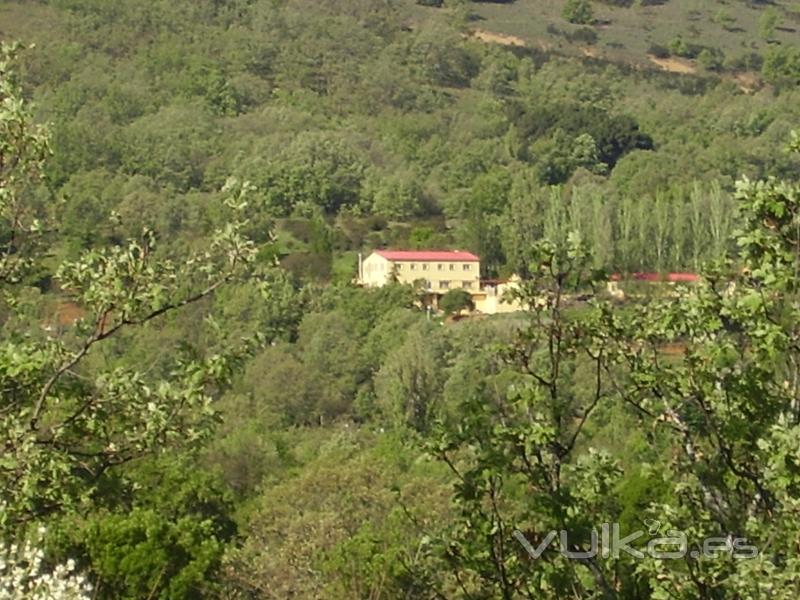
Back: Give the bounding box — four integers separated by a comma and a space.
0, 42, 50, 286
422, 233, 622, 598
0, 42, 265, 534
1, 182, 259, 531
421, 132, 800, 598
609, 138, 800, 598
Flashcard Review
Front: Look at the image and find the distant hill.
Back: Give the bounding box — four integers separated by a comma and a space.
410, 0, 799, 82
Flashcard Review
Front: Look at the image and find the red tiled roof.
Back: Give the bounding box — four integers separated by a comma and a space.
610, 272, 700, 283
375, 250, 480, 262
665, 273, 700, 283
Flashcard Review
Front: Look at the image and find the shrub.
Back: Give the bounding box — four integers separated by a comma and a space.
439, 288, 475, 316
763, 45, 800, 87
562, 0, 594, 25
648, 44, 670, 59
570, 27, 599, 44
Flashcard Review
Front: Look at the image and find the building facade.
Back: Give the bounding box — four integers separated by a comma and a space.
359, 250, 481, 293
473, 275, 525, 315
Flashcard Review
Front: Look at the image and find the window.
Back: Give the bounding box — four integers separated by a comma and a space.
397, 263, 404, 269
449, 264, 455, 271
440, 281, 450, 290
438, 264, 444, 271
463, 264, 471, 271
463, 281, 473, 290
410, 263, 416, 270
422, 263, 429, 271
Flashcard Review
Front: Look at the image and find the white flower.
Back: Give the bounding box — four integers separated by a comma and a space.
0, 530, 91, 599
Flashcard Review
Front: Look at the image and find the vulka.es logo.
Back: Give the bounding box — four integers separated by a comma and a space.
513, 523, 758, 561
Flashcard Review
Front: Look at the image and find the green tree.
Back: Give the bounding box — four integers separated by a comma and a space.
424, 234, 620, 597
368, 170, 426, 219
223, 429, 451, 599
52, 458, 237, 599
562, 0, 594, 25
409, 23, 479, 88
257, 131, 367, 215
763, 45, 800, 87
0, 43, 50, 286
0, 48, 260, 536
698, 48, 724, 72
759, 7, 780, 42
423, 133, 800, 598
375, 321, 449, 432
611, 136, 800, 597
714, 9, 736, 32
438, 288, 474, 316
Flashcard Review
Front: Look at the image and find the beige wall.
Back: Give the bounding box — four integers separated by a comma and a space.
360, 253, 527, 315
392, 259, 480, 292
360, 253, 480, 292
361, 253, 392, 287
474, 277, 525, 314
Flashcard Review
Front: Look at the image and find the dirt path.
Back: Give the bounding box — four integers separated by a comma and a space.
648, 55, 697, 74
52, 300, 86, 327
469, 29, 526, 47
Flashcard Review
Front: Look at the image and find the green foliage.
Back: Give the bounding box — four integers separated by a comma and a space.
763, 45, 800, 88
697, 47, 724, 72
562, 0, 595, 25
607, 137, 800, 597
223, 429, 451, 599
257, 132, 367, 215
423, 135, 800, 597
117, 103, 216, 192
0, 49, 262, 555
423, 235, 622, 597
759, 7, 780, 42
438, 288, 474, 316
367, 170, 427, 219
3, 0, 800, 596
375, 321, 450, 432
0, 42, 50, 285
51, 458, 236, 599
409, 23, 480, 88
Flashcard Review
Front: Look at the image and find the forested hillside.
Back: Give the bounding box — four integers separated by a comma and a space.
2, 0, 800, 598
2, 0, 799, 279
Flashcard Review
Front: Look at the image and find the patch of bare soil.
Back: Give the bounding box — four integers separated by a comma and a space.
647, 55, 696, 74
660, 342, 688, 356
469, 29, 526, 47
53, 300, 86, 327
731, 71, 762, 94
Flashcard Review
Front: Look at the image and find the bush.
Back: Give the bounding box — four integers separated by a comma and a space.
439, 288, 475, 316
562, 0, 594, 25
698, 48, 724, 72
763, 45, 800, 87
648, 44, 670, 59
726, 51, 764, 72
569, 27, 599, 45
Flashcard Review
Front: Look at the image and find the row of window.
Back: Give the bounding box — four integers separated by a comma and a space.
399, 263, 472, 272
423, 280, 473, 290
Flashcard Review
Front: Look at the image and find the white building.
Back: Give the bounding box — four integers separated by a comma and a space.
359, 250, 481, 293
358, 249, 524, 315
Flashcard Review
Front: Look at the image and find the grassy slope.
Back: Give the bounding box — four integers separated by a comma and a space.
410, 0, 798, 74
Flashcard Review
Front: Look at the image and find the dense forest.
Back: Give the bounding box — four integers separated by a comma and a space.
2, 0, 800, 598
